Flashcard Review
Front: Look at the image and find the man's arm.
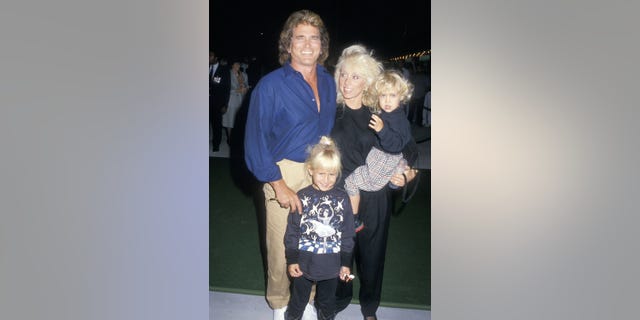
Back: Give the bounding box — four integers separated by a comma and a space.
244, 83, 282, 182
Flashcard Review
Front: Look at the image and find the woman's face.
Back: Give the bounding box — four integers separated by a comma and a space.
338, 65, 367, 103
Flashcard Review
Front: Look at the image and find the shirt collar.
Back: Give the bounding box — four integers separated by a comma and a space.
282, 62, 328, 78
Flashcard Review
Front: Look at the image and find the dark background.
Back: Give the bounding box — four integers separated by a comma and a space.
211, 0, 430, 67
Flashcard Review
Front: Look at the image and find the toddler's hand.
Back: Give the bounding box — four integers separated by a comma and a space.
368, 114, 384, 132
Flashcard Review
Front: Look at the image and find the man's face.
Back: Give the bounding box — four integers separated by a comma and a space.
210, 52, 217, 64
288, 23, 321, 69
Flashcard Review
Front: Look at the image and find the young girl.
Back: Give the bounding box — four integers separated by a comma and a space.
343, 70, 414, 232
284, 136, 355, 320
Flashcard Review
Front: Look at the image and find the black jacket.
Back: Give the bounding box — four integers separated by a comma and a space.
210, 63, 231, 111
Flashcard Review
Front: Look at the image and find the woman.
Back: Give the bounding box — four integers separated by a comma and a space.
331, 44, 418, 320
223, 61, 248, 143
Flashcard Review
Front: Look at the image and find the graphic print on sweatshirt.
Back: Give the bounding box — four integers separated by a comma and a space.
298, 193, 345, 254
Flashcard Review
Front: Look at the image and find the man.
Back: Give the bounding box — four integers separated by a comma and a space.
244, 10, 337, 320
210, 50, 230, 152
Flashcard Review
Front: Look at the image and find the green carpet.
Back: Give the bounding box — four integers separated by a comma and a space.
210, 157, 430, 309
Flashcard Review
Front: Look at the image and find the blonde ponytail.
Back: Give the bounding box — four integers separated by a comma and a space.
305, 136, 342, 177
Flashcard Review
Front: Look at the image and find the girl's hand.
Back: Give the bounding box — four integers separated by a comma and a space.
288, 264, 303, 277
339, 266, 353, 282
368, 114, 384, 132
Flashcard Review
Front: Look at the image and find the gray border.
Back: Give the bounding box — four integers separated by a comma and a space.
432, 0, 640, 319
0, 1, 208, 319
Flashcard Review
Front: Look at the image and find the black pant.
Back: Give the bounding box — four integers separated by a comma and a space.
336, 189, 392, 317
286, 276, 338, 320
210, 103, 223, 150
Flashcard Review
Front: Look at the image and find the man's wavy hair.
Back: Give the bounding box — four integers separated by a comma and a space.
278, 10, 330, 66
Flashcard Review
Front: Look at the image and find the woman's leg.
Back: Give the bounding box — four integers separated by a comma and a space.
356, 189, 392, 317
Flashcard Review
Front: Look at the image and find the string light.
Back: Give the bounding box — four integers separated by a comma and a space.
387, 49, 431, 62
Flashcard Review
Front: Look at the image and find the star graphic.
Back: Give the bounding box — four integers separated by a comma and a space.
301, 195, 310, 207
310, 203, 320, 216
321, 196, 332, 206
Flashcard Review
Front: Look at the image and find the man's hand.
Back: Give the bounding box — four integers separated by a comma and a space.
269, 179, 303, 214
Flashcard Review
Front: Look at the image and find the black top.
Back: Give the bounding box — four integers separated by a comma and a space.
210, 63, 231, 110
284, 185, 355, 281
377, 108, 412, 154
331, 105, 380, 187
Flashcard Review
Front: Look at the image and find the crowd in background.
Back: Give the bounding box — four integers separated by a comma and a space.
209, 53, 431, 155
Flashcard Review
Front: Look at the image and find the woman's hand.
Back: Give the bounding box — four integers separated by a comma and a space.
389, 167, 418, 187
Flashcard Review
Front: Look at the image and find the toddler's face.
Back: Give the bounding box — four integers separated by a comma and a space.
309, 167, 338, 191
378, 90, 401, 113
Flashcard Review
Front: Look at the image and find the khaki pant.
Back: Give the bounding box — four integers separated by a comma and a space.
263, 159, 312, 309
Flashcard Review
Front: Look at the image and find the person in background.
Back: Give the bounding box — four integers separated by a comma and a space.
409, 63, 428, 125
244, 9, 337, 320
210, 50, 230, 152
423, 85, 431, 127
223, 60, 249, 144
284, 136, 355, 320
330, 44, 418, 320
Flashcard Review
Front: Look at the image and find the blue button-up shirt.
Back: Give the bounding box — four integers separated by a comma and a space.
244, 63, 337, 182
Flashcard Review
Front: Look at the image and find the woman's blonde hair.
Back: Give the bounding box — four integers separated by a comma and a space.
305, 136, 342, 177
334, 44, 383, 109
371, 70, 414, 113
278, 10, 330, 66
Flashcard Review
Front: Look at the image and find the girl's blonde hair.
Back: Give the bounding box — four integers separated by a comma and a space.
334, 44, 383, 109
305, 136, 342, 177
372, 70, 414, 113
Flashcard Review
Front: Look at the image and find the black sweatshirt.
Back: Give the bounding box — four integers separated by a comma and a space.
284, 185, 355, 281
